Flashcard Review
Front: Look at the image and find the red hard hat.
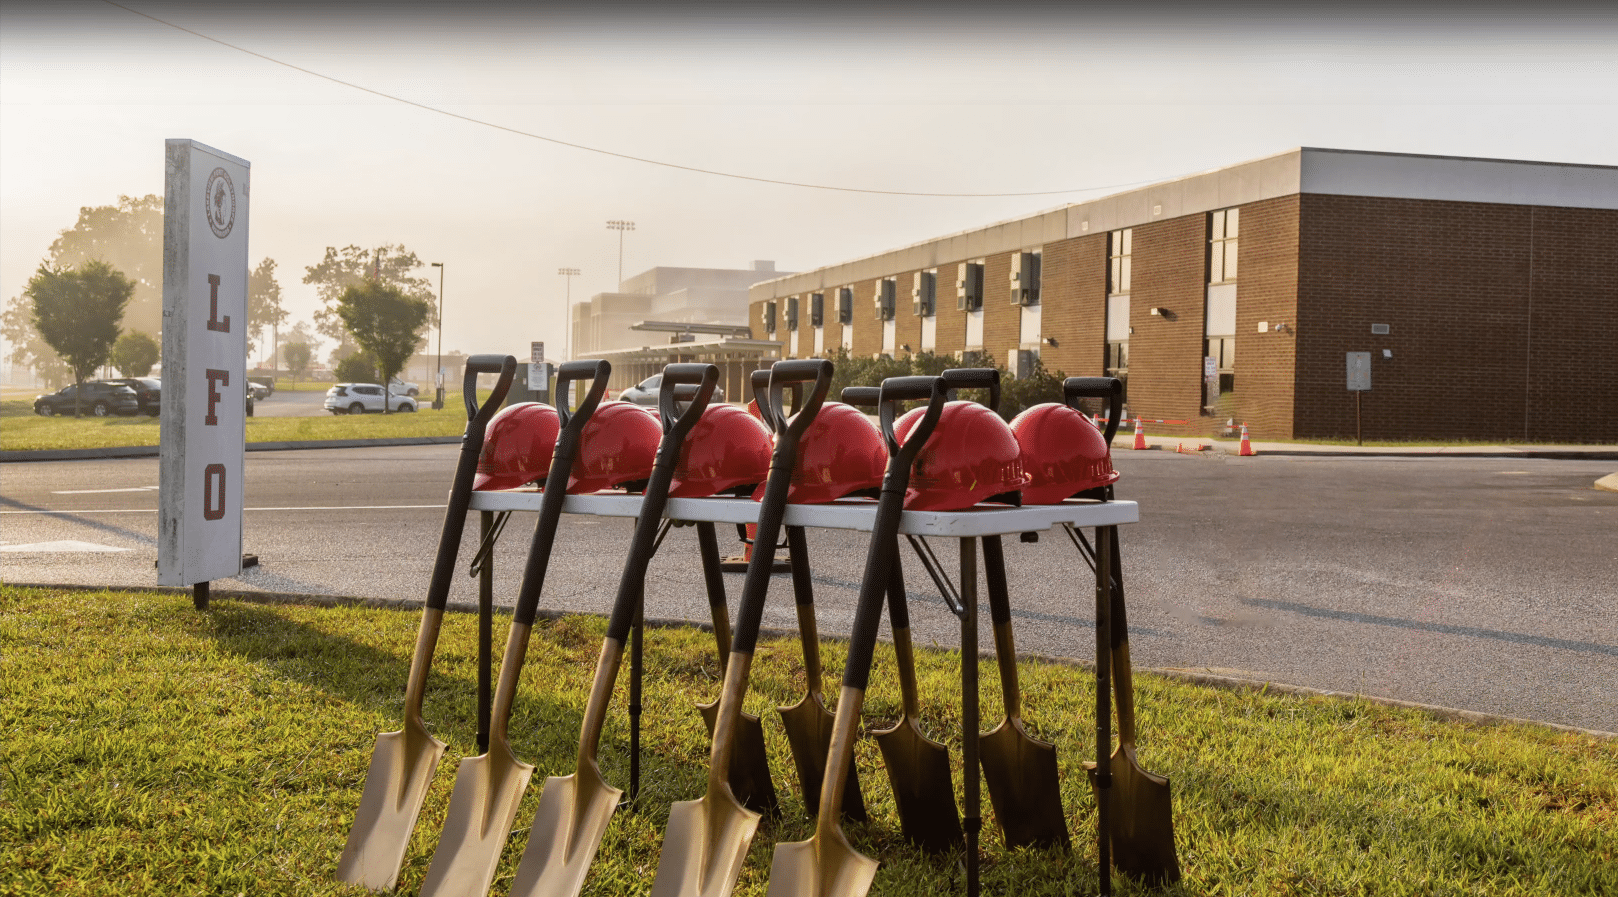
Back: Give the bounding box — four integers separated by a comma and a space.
771, 402, 885, 504
1009, 403, 1120, 504
894, 400, 1028, 511
568, 401, 661, 493
667, 404, 773, 498
474, 402, 560, 491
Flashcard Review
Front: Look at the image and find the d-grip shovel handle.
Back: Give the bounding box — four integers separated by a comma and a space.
940, 367, 1001, 412
1064, 376, 1125, 446
426, 355, 517, 614
461, 354, 519, 425
842, 375, 947, 691
750, 369, 807, 433
602, 364, 719, 645
508, 360, 612, 629
770, 359, 834, 445
840, 386, 879, 409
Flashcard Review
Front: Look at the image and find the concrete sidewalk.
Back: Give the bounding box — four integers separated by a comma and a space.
1110, 433, 1618, 461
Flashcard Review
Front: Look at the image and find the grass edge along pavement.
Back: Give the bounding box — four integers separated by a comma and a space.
3, 587, 1614, 897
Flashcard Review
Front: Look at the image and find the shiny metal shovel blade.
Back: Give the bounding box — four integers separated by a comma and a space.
873, 719, 961, 853
779, 696, 867, 822
507, 763, 623, 897
981, 719, 1069, 850
336, 719, 446, 890
650, 792, 761, 897
765, 826, 878, 897
698, 701, 779, 816
418, 743, 534, 897
1087, 745, 1180, 884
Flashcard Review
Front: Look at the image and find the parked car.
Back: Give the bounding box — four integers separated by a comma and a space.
104, 377, 162, 416
618, 373, 726, 407
388, 377, 420, 397
247, 381, 271, 401
33, 381, 142, 417
247, 376, 275, 397
324, 383, 419, 414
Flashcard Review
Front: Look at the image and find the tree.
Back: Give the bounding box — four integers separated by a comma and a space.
303, 245, 434, 355
248, 257, 287, 366
110, 330, 160, 377
26, 260, 134, 416
283, 340, 313, 386
1, 293, 70, 387
335, 279, 430, 413
47, 195, 164, 338
334, 352, 377, 384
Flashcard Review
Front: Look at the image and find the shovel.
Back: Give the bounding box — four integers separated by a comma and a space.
767, 374, 949, 897
978, 534, 1068, 850
650, 359, 836, 897
336, 354, 517, 891
418, 361, 613, 897
872, 540, 962, 852
695, 519, 779, 816
506, 364, 721, 897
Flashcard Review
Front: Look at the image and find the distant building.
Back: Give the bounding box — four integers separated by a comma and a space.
575, 260, 790, 397
750, 147, 1618, 444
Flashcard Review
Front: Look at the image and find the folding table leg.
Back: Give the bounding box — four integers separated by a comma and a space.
959, 537, 981, 897
1095, 525, 1114, 897
477, 510, 494, 754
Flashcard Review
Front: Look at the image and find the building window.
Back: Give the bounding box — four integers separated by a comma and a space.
764, 301, 776, 334
1209, 208, 1238, 284
1109, 229, 1132, 296
837, 287, 853, 324
810, 292, 824, 327
785, 296, 799, 330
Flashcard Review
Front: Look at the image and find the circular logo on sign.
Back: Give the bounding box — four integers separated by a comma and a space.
205, 167, 236, 239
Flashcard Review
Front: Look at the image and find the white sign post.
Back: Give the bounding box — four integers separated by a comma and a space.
158, 140, 250, 607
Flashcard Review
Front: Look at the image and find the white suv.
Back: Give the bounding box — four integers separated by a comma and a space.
325, 383, 419, 414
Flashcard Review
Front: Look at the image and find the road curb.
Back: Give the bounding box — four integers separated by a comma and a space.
0, 435, 462, 462
10, 580, 1612, 742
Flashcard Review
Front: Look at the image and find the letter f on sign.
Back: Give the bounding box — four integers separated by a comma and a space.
205, 369, 230, 425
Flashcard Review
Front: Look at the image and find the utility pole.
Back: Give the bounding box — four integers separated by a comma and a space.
430, 262, 445, 409
605, 220, 634, 289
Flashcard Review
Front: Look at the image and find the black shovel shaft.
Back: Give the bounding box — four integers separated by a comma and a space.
510, 360, 611, 627
426, 355, 516, 613
981, 534, 1021, 718
606, 364, 718, 643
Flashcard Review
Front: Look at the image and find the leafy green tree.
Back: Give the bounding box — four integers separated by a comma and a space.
248, 257, 287, 365
26, 260, 134, 416
1, 293, 70, 387
303, 245, 434, 355
335, 279, 430, 413
110, 330, 160, 377
334, 352, 377, 384
46, 195, 163, 337
283, 340, 313, 386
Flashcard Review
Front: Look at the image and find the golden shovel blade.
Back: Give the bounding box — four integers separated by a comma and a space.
698, 700, 778, 816
980, 718, 1069, 850
649, 790, 761, 897
1087, 745, 1180, 884
418, 742, 534, 897
507, 762, 623, 897
336, 719, 446, 890
765, 824, 878, 897
778, 696, 866, 822
873, 718, 961, 853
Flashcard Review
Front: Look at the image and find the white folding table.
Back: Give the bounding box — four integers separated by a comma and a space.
465, 489, 1139, 896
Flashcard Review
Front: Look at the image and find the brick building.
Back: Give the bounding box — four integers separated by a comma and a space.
749, 148, 1618, 443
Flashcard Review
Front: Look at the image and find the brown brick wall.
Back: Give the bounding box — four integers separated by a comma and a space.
1126, 215, 1207, 424
1040, 233, 1108, 378
1295, 195, 1618, 443
1230, 195, 1300, 439
936, 263, 969, 355
849, 278, 880, 357
982, 252, 1016, 364
893, 273, 923, 357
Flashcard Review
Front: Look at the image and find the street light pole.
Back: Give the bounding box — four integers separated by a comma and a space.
430, 262, 444, 410
558, 267, 580, 362
605, 219, 634, 288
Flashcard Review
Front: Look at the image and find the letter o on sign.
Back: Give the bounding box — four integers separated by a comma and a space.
203, 463, 227, 521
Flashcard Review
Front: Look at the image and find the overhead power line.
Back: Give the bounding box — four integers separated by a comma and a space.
106, 1, 1160, 198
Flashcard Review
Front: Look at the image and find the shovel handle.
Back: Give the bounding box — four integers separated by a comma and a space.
940, 367, 1001, 412
768, 359, 834, 441
981, 535, 1022, 720
885, 539, 923, 719
656, 363, 719, 440
785, 526, 823, 691
840, 386, 879, 408
1108, 531, 1139, 748
751, 368, 810, 434
460, 354, 518, 425
697, 522, 732, 673
555, 359, 611, 428
1064, 376, 1124, 445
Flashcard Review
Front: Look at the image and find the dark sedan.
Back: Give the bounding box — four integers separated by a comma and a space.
105, 377, 162, 416
33, 381, 142, 417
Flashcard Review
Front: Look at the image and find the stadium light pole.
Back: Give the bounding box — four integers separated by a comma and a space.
558, 267, 580, 362
605, 219, 634, 288
430, 262, 444, 409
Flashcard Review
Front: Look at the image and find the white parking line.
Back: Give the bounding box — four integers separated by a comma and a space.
50, 486, 162, 494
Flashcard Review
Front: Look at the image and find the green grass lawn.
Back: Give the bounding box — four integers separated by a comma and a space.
2, 586, 1611, 896
0, 394, 487, 452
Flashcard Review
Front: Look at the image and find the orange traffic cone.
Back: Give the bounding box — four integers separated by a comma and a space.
1239, 422, 1256, 456
1133, 417, 1147, 450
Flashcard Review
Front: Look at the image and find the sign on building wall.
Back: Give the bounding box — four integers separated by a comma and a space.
1346, 352, 1372, 391
158, 140, 250, 587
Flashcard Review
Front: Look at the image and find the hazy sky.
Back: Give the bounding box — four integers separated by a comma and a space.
3, 1, 1615, 363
